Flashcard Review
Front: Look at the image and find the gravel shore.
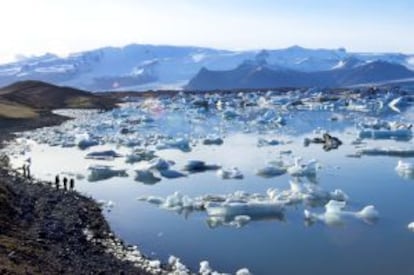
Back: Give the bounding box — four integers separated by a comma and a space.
0, 111, 166, 274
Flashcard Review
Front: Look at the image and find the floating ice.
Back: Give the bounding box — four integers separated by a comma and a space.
304, 200, 379, 226
159, 169, 187, 179
256, 160, 287, 178
287, 157, 320, 177
217, 167, 244, 180
358, 119, 412, 140
182, 160, 221, 173
358, 147, 414, 157
87, 165, 128, 182
257, 138, 280, 147
236, 268, 252, 275
202, 136, 224, 146
206, 201, 284, 219
395, 160, 414, 179
125, 149, 157, 164
408, 222, 414, 232
168, 255, 190, 274
134, 170, 161, 184
85, 150, 122, 160
78, 138, 99, 150
359, 129, 412, 141
156, 137, 191, 152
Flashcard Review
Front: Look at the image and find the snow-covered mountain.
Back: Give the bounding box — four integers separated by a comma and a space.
0, 44, 413, 91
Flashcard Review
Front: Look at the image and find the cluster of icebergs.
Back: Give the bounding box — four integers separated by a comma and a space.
138, 163, 376, 229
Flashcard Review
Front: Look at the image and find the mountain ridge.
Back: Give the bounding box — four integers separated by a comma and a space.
1, 44, 413, 91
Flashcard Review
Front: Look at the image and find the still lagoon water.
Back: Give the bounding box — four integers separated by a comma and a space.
4, 91, 414, 274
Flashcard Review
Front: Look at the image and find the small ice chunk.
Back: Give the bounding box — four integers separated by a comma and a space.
408, 222, 414, 232
355, 205, 379, 221
203, 136, 224, 145
87, 165, 127, 182
257, 138, 280, 147
305, 200, 379, 226
148, 260, 160, 269
217, 167, 244, 180
358, 147, 414, 157
236, 268, 252, 275
287, 158, 320, 177
156, 137, 191, 152
256, 162, 286, 178
160, 169, 186, 179
183, 160, 221, 173
199, 261, 212, 274
85, 150, 122, 160
134, 170, 161, 184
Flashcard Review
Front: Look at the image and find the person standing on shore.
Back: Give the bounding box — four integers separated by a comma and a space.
22, 164, 27, 178
69, 178, 75, 190
63, 177, 68, 191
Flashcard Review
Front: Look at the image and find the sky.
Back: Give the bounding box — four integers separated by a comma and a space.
0, 0, 413, 63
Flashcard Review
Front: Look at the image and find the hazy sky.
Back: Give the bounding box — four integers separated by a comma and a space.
1, 0, 413, 62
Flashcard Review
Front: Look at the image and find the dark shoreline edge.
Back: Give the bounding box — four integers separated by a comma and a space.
0, 111, 168, 274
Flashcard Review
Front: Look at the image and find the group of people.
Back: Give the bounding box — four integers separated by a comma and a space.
18, 158, 76, 191
54, 175, 75, 191
22, 164, 31, 179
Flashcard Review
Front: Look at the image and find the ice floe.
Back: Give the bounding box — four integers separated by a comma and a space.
304, 200, 379, 226
287, 157, 320, 178
85, 150, 122, 160
182, 160, 221, 173
87, 165, 128, 182
357, 147, 414, 157
217, 167, 244, 180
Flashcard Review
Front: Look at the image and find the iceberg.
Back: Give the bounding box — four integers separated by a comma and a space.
85, 150, 122, 160
358, 147, 414, 157
159, 169, 187, 179
87, 165, 128, 182
125, 149, 157, 164
287, 157, 320, 177
202, 136, 224, 145
205, 201, 284, 219
304, 200, 379, 226
156, 137, 191, 152
217, 167, 244, 180
134, 170, 161, 185
182, 160, 221, 173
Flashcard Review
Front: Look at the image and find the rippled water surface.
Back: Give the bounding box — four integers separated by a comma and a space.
4, 91, 414, 274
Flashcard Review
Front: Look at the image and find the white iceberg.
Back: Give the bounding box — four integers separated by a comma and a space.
156, 137, 191, 152
87, 165, 128, 182
217, 167, 244, 180
304, 200, 379, 226
134, 170, 161, 184
287, 157, 320, 177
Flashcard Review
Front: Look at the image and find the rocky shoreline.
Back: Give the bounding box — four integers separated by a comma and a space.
0, 112, 168, 274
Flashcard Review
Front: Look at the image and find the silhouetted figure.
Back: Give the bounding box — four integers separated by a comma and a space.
55, 179, 60, 190
63, 177, 68, 191
55, 175, 60, 185
26, 165, 31, 179
22, 165, 27, 178
69, 178, 75, 190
